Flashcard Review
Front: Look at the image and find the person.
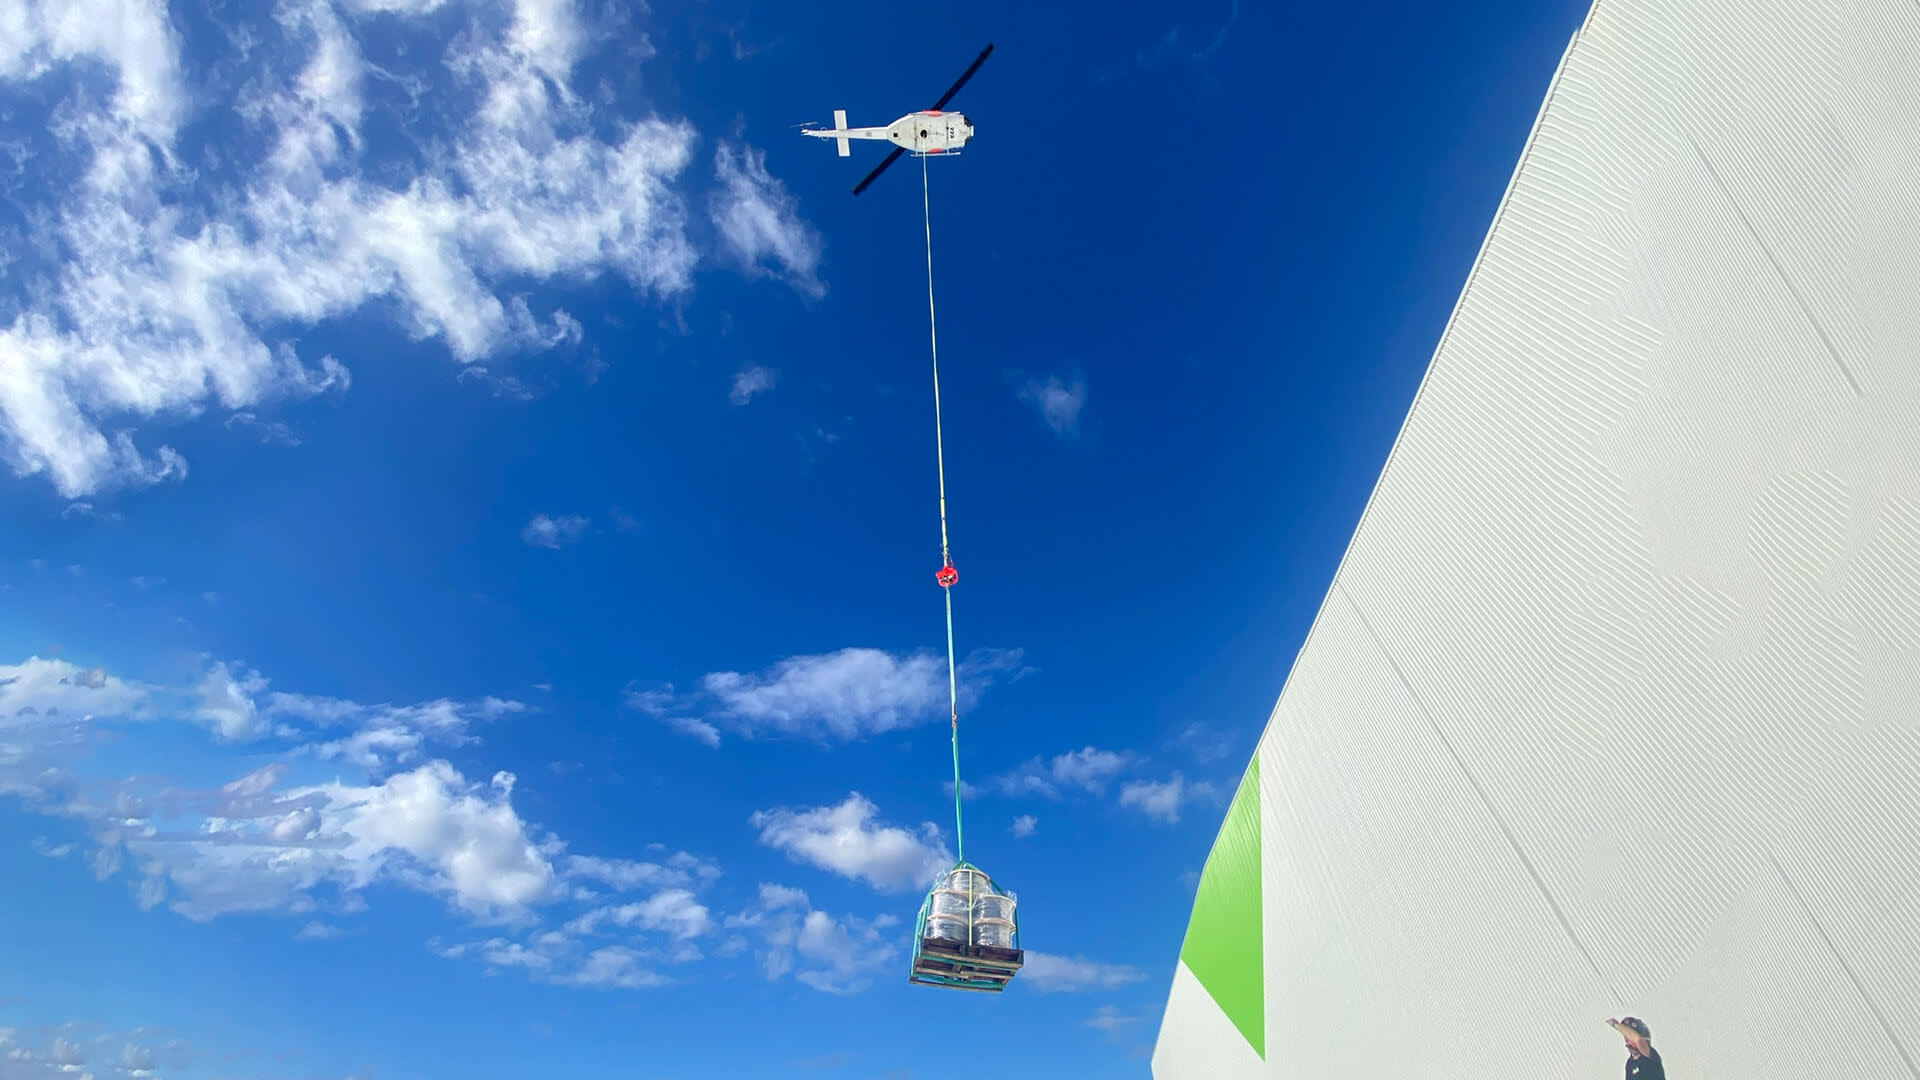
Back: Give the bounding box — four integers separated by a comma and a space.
1606, 1017, 1666, 1079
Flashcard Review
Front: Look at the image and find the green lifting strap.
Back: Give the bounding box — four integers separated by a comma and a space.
921, 151, 965, 861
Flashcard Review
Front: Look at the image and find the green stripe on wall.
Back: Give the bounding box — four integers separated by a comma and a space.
1178, 752, 1264, 1058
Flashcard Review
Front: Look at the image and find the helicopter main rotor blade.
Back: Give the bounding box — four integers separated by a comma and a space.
848, 44, 991, 195
931, 44, 994, 111
851, 146, 906, 196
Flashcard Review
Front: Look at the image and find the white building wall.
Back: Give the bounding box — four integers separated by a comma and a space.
1154, 0, 1920, 1075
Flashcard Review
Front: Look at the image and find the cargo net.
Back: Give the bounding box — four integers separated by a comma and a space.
909, 862, 1024, 992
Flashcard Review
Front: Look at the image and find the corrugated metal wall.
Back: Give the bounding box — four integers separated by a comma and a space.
1153, 1, 1920, 1075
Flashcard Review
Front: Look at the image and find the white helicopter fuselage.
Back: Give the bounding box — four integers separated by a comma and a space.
806, 109, 975, 156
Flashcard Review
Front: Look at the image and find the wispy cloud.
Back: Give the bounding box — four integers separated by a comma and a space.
630, 646, 1026, 744
1087, 1005, 1140, 1038
1118, 772, 1216, 824
1019, 373, 1088, 437
1138, 0, 1241, 68
0, 655, 147, 722
182, 657, 526, 769
227, 407, 317, 447
522, 513, 590, 549
433, 935, 673, 990
565, 852, 721, 894
1021, 951, 1146, 993
0, 655, 570, 924
729, 363, 776, 405
711, 141, 825, 298
1011, 814, 1037, 838
1174, 721, 1237, 764
0, 651, 832, 998
12, 752, 557, 923
751, 793, 951, 894
0, 1019, 196, 1080
992, 746, 1139, 799
722, 883, 899, 994
621, 683, 720, 747
458, 365, 539, 402
60, 501, 125, 524
564, 889, 715, 941
0, 0, 795, 499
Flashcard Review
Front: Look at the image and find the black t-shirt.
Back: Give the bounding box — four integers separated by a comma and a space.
1626, 1048, 1666, 1080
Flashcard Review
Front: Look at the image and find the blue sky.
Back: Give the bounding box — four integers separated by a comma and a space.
0, 0, 1590, 1076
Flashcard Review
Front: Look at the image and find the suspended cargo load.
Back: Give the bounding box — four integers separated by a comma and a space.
1152, 0, 1920, 1077
910, 863, 1024, 992
800, 41, 1018, 991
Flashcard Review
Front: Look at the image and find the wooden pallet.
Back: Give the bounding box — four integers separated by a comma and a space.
909, 937, 1025, 991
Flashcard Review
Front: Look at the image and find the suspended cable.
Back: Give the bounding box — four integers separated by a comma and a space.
922, 152, 964, 863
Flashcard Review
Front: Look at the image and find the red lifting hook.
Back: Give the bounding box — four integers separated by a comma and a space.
936, 564, 958, 588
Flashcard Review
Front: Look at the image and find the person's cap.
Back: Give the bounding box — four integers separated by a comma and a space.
1619, 1017, 1651, 1039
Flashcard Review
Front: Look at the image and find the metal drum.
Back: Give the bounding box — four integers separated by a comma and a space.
972, 917, 1016, 949
941, 867, 993, 897
925, 914, 969, 943
971, 892, 1015, 924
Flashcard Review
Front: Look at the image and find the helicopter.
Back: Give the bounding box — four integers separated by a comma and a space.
803, 44, 994, 195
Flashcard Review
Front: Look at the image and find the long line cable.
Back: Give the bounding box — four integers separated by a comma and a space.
921, 152, 964, 863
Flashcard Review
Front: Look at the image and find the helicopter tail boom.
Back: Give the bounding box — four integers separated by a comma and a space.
804, 111, 893, 155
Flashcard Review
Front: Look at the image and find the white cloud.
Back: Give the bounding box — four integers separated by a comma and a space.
1174, 721, 1236, 763
1, 650, 768, 991
711, 142, 824, 297
433, 931, 672, 988
751, 793, 951, 894
565, 889, 713, 941
0, 0, 188, 142
1020, 373, 1087, 437
667, 713, 723, 747
432, 847, 738, 989
729, 363, 775, 405
303, 694, 520, 770
178, 658, 523, 769
4, 664, 561, 922
1087, 1005, 1140, 1038
60, 500, 124, 523
564, 851, 720, 893
622, 682, 723, 747
790, 909, 896, 994
0, 1021, 194, 1080
704, 649, 946, 740
1118, 772, 1213, 824
295, 920, 347, 941
1011, 814, 1037, 838
557, 945, 670, 989
722, 884, 896, 994
227, 409, 305, 447
755, 882, 808, 910
74, 760, 560, 923
522, 513, 590, 549
0, 655, 147, 722
993, 746, 1138, 799
436, 866, 733, 989
0, 0, 732, 499
636, 646, 1024, 744
1020, 951, 1146, 993
32, 836, 78, 858
194, 661, 272, 740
